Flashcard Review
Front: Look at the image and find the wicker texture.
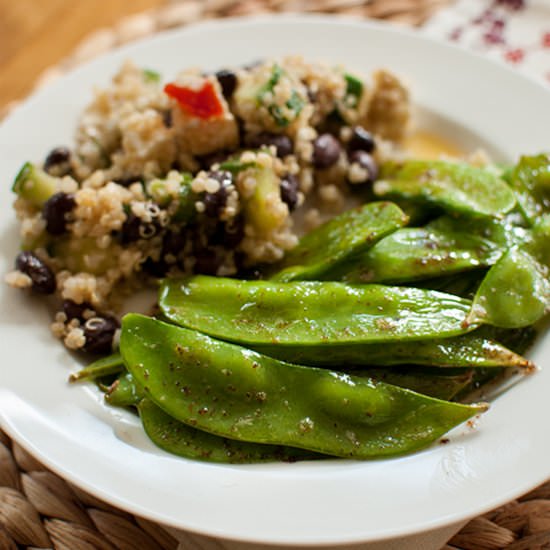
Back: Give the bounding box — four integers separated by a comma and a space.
2, 1, 549, 549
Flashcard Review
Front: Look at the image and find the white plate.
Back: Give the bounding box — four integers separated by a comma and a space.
1, 15, 550, 547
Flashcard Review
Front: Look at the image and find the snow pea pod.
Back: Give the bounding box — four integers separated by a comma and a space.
121, 314, 486, 458
159, 276, 477, 345
251, 333, 532, 369
105, 372, 144, 408
374, 160, 516, 218
333, 226, 502, 284
138, 399, 322, 463
270, 201, 408, 282
358, 368, 473, 401
467, 215, 550, 328
504, 153, 550, 225
69, 353, 123, 383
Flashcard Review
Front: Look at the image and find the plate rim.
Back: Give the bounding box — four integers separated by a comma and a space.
1, 13, 550, 546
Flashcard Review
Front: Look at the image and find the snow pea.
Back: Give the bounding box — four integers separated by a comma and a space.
159, 276, 477, 346
121, 314, 486, 458
504, 153, 550, 225
358, 368, 473, 401
270, 201, 408, 282
69, 353, 123, 383
105, 372, 144, 408
374, 160, 516, 218
427, 215, 528, 249
412, 270, 486, 300
251, 333, 532, 369
138, 399, 321, 463
468, 215, 550, 328
333, 226, 502, 284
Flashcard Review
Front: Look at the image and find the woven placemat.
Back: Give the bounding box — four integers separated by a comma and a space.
2, 1, 550, 549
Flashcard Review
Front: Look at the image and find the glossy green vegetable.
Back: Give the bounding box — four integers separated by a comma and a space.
252, 333, 533, 369
105, 372, 143, 407
427, 215, 528, 249
160, 276, 477, 346
359, 368, 473, 401
243, 164, 283, 236
468, 215, 550, 328
121, 314, 486, 458
334, 226, 501, 284
374, 160, 516, 218
12, 162, 58, 207
139, 399, 321, 463
69, 353, 124, 383
505, 153, 550, 225
271, 202, 408, 282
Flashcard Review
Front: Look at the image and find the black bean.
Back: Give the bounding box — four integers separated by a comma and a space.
162, 230, 187, 256
44, 147, 72, 176
142, 257, 169, 278
82, 316, 119, 355
349, 150, 379, 183
15, 252, 56, 294
222, 217, 245, 248
42, 192, 76, 235
162, 109, 173, 128
312, 134, 341, 169
120, 213, 158, 243
348, 126, 376, 154
246, 133, 293, 158
193, 248, 222, 275
63, 299, 93, 321
215, 69, 238, 99
203, 171, 232, 217
280, 174, 300, 211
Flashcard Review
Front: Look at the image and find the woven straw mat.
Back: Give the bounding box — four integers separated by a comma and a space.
2, 1, 550, 549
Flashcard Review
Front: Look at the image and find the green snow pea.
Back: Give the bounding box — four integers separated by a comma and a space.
252, 333, 532, 369
334, 226, 502, 284
105, 372, 144, 408
427, 215, 528, 249
69, 353, 124, 383
374, 160, 516, 218
358, 367, 474, 401
504, 153, 550, 225
413, 270, 486, 300
160, 276, 477, 346
121, 314, 486, 458
467, 249, 548, 328
270, 202, 408, 282
467, 215, 550, 328
138, 399, 321, 463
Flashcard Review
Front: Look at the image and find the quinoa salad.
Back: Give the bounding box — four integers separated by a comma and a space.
5, 57, 411, 355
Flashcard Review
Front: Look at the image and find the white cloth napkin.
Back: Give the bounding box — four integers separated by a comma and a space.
170, 2, 550, 548
423, 0, 550, 87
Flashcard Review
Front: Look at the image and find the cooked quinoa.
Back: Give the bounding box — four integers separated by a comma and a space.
6, 56, 411, 354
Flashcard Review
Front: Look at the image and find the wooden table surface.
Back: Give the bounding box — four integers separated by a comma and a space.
0, 0, 165, 110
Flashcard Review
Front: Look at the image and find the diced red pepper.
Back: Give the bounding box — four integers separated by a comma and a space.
164, 81, 224, 119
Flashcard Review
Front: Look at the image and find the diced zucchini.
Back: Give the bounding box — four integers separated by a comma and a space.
243, 165, 284, 235
52, 237, 118, 275
12, 162, 58, 207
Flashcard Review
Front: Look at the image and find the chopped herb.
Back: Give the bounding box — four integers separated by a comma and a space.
143, 69, 161, 83
219, 160, 258, 173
